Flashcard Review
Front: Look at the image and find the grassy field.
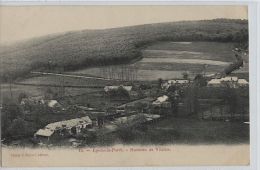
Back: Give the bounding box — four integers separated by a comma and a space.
70, 41, 248, 80
143, 41, 237, 62
0, 84, 43, 103
0, 19, 248, 81
17, 75, 113, 87
0, 81, 104, 104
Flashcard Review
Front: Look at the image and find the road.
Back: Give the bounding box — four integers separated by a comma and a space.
31, 71, 121, 81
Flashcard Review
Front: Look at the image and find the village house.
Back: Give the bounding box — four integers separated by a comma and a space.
152, 95, 168, 105
207, 79, 222, 87
221, 76, 238, 82
47, 100, 61, 108
34, 116, 92, 142
106, 107, 122, 118
161, 79, 189, 90
20, 96, 45, 105
104, 85, 132, 92
117, 97, 154, 113
237, 79, 249, 86
21, 96, 62, 109
113, 113, 161, 127
152, 95, 171, 108
74, 105, 96, 111
207, 76, 249, 88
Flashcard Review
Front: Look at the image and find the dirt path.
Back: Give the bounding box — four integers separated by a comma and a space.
31, 71, 120, 81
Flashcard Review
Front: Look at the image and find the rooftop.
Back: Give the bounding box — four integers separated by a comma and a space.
153, 95, 169, 105
45, 116, 92, 130
208, 79, 222, 84
221, 76, 238, 82
35, 129, 54, 137
167, 80, 189, 84
238, 79, 249, 84
104, 85, 132, 92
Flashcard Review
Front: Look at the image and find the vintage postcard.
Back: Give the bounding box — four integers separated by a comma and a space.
0, 5, 251, 167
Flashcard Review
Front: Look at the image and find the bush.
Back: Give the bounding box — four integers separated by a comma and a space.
107, 87, 130, 99
1, 98, 23, 121
6, 118, 34, 138
18, 92, 28, 103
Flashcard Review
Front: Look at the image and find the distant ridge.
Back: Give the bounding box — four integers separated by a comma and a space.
0, 19, 248, 81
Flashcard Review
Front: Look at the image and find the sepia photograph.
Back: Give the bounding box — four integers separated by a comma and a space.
0, 4, 253, 167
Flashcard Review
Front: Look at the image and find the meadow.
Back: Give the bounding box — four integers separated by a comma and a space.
70, 41, 246, 80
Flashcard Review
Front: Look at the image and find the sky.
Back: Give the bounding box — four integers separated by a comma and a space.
0, 5, 247, 44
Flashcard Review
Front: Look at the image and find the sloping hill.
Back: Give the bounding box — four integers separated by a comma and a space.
0, 19, 248, 81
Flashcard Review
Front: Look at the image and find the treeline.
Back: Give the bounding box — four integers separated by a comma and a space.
99, 65, 138, 81
0, 19, 248, 82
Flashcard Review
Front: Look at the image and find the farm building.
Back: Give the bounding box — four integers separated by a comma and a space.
238, 79, 249, 86
117, 97, 154, 112
113, 113, 161, 126
47, 100, 62, 108
34, 116, 92, 141
152, 95, 169, 105
74, 105, 96, 111
104, 85, 132, 92
200, 104, 249, 121
106, 107, 123, 118
161, 79, 189, 89
207, 79, 222, 87
221, 76, 238, 82
207, 76, 248, 88
20, 96, 45, 105
21, 96, 62, 109
152, 95, 171, 112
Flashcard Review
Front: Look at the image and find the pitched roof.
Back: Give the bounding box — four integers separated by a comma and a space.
221, 76, 238, 82
153, 95, 169, 105
114, 114, 160, 125
35, 129, 54, 137
45, 116, 92, 130
208, 79, 222, 84
168, 80, 189, 84
35, 116, 92, 137
47, 100, 59, 108
238, 79, 249, 84
104, 86, 132, 92
117, 97, 154, 108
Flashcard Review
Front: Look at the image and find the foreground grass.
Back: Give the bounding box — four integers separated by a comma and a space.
111, 117, 249, 145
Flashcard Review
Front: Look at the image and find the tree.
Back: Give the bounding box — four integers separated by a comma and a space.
5, 73, 14, 99
18, 92, 28, 103
1, 109, 12, 138
182, 72, 189, 80
194, 74, 207, 87
135, 102, 148, 113
167, 85, 176, 93
183, 85, 199, 116
6, 118, 30, 138
223, 86, 239, 119
158, 78, 163, 89
168, 91, 179, 116
30, 104, 51, 126
108, 87, 130, 99
1, 98, 27, 138
2, 98, 23, 121
44, 87, 54, 99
